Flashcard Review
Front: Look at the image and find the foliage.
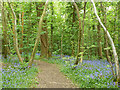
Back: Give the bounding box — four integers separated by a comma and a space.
2, 2, 120, 60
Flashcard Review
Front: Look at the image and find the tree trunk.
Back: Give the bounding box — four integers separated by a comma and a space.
88, 27, 90, 60
20, 12, 24, 54
8, 2, 23, 63
97, 23, 102, 59
28, 0, 49, 67
72, 1, 82, 65
91, 0, 120, 86
80, 2, 87, 63
101, 2, 115, 77
87, 3, 92, 60
71, 4, 75, 57
36, 2, 49, 58
61, 31, 63, 58
40, 20, 49, 58
97, 3, 102, 59
118, 1, 120, 86
2, 2, 10, 59
50, 2, 54, 57
0, 2, 1, 56
118, 2, 120, 63
24, 3, 32, 62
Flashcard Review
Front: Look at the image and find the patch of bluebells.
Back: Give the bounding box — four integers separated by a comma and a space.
2, 58, 38, 88
0, 54, 2, 59
35, 53, 61, 56
52, 54, 61, 57
36, 53, 40, 56
2, 55, 19, 64
34, 54, 118, 88
0, 70, 2, 87
57, 56, 117, 88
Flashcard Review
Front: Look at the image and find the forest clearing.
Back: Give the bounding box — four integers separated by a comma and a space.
1, 0, 120, 88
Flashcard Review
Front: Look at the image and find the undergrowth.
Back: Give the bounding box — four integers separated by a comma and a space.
2, 56, 38, 88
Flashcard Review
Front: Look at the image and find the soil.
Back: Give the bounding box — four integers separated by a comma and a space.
34, 60, 78, 88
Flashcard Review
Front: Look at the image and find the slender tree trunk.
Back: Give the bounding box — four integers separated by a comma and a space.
90, 3, 93, 59
2, 2, 10, 58
71, 4, 75, 57
97, 3, 102, 59
6, 9, 12, 54
94, 25, 98, 56
72, 1, 82, 65
97, 23, 102, 59
100, 2, 115, 77
8, 2, 23, 63
28, 0, 49, 67
24, 3, 32, 62
50, 2, 54, 57
88, 27, 90, 60
118, 2, 120, 62
61, 31, 63, 58
91, 0, 120, 85
20, 12, 24, 54
87, 2, 92, 60
118, 1, 120, 86
19, 13, 21, 50
80, 2, 87, 63
0, 2, 2, 56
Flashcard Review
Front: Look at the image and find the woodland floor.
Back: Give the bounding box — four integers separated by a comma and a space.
34, 60, 77, 88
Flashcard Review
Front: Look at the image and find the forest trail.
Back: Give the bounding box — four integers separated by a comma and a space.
34, 60, 77, 88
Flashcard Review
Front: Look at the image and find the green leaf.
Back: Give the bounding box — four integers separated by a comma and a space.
104, 47, 111, 50
78, 52, 84, 55
90, 45, 96, 48
107, 65, 110, 68
40, 31, 46, 35
35, 81, 39, 84
72, 65, 77, 68
80, 46, 85, 49
29, 44, 34, 46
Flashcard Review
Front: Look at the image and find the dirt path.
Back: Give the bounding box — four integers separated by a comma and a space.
34, 60, 77, 88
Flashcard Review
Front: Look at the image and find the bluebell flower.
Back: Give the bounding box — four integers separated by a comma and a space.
36, 53, 40, 55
